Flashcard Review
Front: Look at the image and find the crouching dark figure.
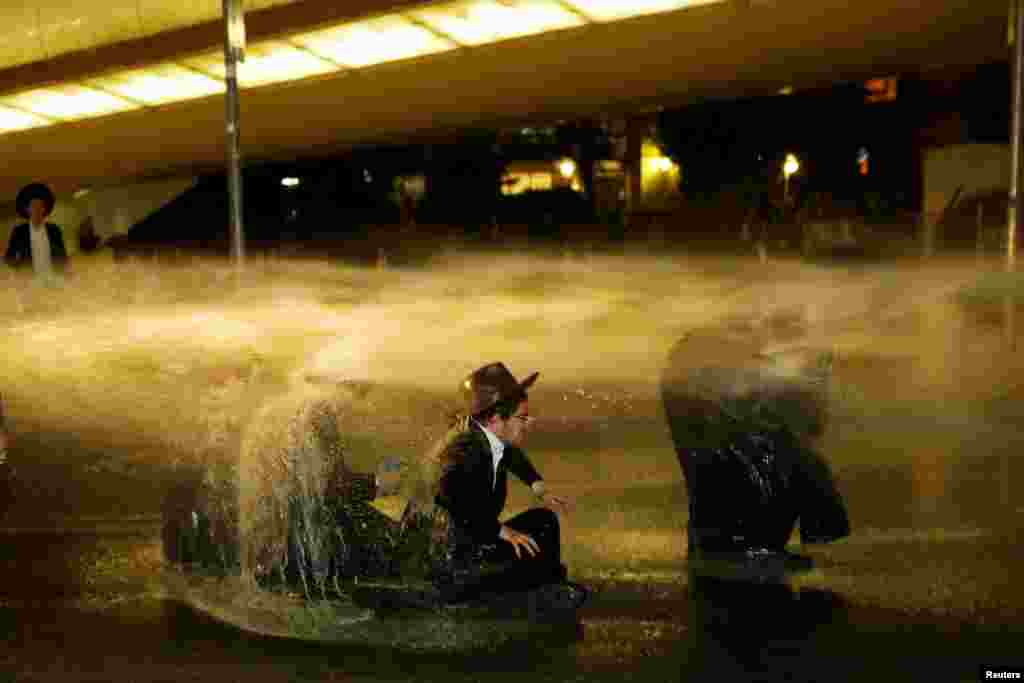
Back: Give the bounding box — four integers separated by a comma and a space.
660, 334, 850, 574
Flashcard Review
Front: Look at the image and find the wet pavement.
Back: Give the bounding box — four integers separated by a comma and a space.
1, 255, 1023, 681
1, 515, 1022, 682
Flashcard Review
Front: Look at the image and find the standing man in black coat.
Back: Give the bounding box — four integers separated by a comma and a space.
435, 362, 577, 600
4, 183, 69, 282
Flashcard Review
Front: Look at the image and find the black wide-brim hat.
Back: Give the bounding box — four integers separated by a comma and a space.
462, 362, 539, 416
15, 182, 56, 219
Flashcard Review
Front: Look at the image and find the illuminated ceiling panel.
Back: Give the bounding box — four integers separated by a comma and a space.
410, 0, 585, 46
87, 63, 225, 105
181, 41, 339, 88
0, 5, 46, 68
562, 0, 725, 22
39, 0, 145, 57
0, 106, 52, 133
0, 84, 138, 121
136, 0, 223, 37
291, 14, 458, 68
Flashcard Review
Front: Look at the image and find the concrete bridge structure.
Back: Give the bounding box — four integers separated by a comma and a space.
0, 0, 1010, 202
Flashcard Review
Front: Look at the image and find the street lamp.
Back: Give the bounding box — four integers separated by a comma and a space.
558, 158, 577, 179
783, 153, 800, 203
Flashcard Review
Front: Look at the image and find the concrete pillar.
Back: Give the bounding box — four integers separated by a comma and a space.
624, 117, 645, 236
920, 213, 936, 259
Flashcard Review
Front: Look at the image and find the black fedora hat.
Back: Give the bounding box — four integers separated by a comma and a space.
462, 362, 539, 417
15, 182, 56, 220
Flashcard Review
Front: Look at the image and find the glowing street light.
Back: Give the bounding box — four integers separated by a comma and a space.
783, 153, 800, 203
558, 158, 577, 179
281, 177, 301, 188
783, 153, 800, 178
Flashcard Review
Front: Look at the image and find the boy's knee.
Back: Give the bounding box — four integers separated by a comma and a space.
533, 506, 559, 529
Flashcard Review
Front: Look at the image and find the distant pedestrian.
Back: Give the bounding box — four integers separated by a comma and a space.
77, 216, 103, 253
4, 182, 70, 284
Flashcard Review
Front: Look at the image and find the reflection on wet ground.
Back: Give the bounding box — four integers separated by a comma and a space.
1, 529, 1021, 682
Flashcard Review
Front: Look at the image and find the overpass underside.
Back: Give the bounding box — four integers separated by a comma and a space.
0, 0, 1010, 198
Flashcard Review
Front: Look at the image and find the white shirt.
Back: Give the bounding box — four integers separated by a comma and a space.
476, 420, 504, 489
28, 221, 54, 281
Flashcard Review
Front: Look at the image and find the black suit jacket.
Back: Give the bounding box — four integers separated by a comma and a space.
435, 422, 542, 547
4, 222, 69, 272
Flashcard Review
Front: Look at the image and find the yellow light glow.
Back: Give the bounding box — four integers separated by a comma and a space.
87, 64, 224, 105
643, 156, 671, 175
558, 158, 577, 178
182, 42, 338, 88
281, 177, 301, 187
410, 0, 584, 46
562, 0, 724, 22
641, 141, 677, 175
0, 106, 51, 133
642, 141, 664, 158
291, 15, 457, 68
530, 172, 553, 190
1, 84, 138, 121
502, 173, 529, 195
784, 153, 800, 178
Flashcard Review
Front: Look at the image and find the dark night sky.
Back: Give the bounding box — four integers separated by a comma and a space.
655, 61, 1012, 212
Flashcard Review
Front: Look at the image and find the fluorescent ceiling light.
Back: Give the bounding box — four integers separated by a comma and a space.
291, 15, 457, 68
182, 41, 338, 88
87, 63, 225, 105
0, 106, 52, 133
0, 84, 138, 121
410, 0, 584, 46
561, 0, 724, 22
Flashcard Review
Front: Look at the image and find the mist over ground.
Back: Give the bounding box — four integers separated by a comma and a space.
1, 248, 1019, 620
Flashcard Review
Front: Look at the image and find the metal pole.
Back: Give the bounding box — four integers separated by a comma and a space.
1006, 0, 1023, 357
223, 0, 245, 269
1010, 0, 1023, 272
977, 201, 985, 264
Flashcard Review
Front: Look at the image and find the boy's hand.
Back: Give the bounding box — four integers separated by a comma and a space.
499, 525, 540, 558
544, 493, 573, 515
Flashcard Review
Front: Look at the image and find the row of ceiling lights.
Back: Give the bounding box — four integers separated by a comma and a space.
0, 0, 725, 135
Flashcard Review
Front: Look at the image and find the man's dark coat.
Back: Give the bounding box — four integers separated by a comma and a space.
435, 421, 543, 549
4, 223, 69, 272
